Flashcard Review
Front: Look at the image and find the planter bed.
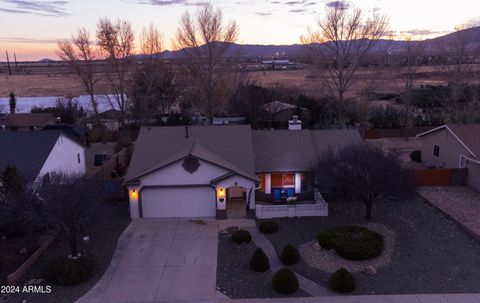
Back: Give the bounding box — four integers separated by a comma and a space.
265, 195, 480, 295
216, 232, 309, 299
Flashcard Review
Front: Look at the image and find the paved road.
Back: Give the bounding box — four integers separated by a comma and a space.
76, 218, 219, 303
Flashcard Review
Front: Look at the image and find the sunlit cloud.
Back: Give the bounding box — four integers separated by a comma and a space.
0, 0, 70, 17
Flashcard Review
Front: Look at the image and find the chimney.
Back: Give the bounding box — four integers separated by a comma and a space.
185, 126, 189, 138
288, 115, 302, 131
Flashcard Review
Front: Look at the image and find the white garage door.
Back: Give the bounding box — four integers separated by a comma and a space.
141, 187, 215, 218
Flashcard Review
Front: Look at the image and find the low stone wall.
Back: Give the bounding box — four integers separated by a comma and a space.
256, 202, 328, 219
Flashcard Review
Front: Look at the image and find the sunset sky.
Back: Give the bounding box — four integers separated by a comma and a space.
0, 0, 479, 61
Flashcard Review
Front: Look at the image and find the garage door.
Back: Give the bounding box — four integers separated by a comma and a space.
141, 187, 215, 218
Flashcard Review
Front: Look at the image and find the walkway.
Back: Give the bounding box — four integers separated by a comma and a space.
245, 227, 333, 297
76, 218, 219, 303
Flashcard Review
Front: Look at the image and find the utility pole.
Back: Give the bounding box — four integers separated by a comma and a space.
6, 51, 12, 75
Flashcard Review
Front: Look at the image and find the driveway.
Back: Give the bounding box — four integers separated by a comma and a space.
76, 218, 219, 303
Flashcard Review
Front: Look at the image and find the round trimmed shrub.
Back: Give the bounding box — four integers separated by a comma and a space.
317, 225, 384, 261
272, 268, 299, 294
280, 244, 300, 265
231, 229, 251, 244
410, 150, 422, 163
249, 248, 270, 272
43, 253, 96, 286
258, 220, 279, 234
329, 268, 356, 293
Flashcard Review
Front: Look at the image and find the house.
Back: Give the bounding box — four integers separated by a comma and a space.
0, 113, 56, 131
261, 101, 311, 127
417, 124, 480, 190
0, 131, 86, 183
86, 109, 122, 132
124, 122, 362, 219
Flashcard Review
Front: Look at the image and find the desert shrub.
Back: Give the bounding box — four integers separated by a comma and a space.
280, 244, 300, 265
272, 268, 299, 294
329, 268, 356, 293
231, 229, 251, 244
43, 253, 96, 286
258, 220, 279, 234
249, 248, 270, 272
317, 226, 384, 260
410, 150, 422, 163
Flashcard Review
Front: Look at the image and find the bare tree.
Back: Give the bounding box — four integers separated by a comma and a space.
57, 28, 101, 118
301, 2, 389, 125
396, 37, 424, 140
97, 18, 136, 128
317, 144, 415, 220
174, 3, 239, 121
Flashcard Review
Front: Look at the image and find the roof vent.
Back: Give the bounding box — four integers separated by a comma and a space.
185, 126, 189, 138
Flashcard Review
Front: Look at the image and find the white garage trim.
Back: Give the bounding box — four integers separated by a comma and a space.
139, 186, 216, 218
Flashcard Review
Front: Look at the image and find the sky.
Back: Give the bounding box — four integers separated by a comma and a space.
0, 0, 479, 61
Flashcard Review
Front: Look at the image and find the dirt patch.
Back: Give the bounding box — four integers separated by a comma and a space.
299, 223, 395, 273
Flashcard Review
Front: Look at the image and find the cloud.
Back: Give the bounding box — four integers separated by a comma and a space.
0, 37, 63, 44
325, 0, 349, 10
0, 0, 70, 17
399, 29, 447, 37
255, 11, 272, 16
126, 0, 207, 6
290, 8, 307, 13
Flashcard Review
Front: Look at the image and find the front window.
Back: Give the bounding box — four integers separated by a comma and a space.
434, 145, 440, 157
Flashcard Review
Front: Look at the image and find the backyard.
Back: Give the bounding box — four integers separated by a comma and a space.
217, 195, 480, 297
5, 198, 131, 303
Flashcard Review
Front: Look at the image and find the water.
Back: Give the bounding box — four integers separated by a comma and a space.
0, 95, 121, 114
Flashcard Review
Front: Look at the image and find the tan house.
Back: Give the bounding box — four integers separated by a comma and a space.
417, 124, 480, 190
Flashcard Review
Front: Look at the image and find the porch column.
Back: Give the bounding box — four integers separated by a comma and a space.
295, 173, 302, 194
265, 173, 271, 194
127, 186, 141, 219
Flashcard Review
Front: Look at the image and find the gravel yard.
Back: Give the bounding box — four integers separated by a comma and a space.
264, 195, 480, 295
217, 233, 310, 299
418, 186, 480, 236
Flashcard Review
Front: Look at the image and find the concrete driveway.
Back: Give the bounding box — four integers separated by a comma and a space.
76, 218, 219, 303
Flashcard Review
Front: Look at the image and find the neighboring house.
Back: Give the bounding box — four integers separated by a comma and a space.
417, 124, 480, 190
124, 122, 361, 219
0, 113, 56, 131
261, 101, 310, 126
86, 109, 121, 132
0, 131, 86, 183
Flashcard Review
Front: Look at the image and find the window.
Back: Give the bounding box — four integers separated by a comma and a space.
77, 153, 81, 164
433, 145, 440, 157
271, 173, 282, 187
271, 173, 295, 188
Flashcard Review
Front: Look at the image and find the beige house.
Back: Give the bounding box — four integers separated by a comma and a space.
417, 124, 480, 190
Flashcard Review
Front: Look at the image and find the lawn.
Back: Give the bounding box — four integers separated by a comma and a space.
7, 198, 131, 303
264, 195, 480, 295
217, 232, 310, 298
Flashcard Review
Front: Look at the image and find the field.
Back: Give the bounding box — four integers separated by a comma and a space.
0, 63, 464, 98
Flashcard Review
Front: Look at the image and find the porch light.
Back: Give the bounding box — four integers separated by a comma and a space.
217, 188, 226, 198
129, 190, 138, 199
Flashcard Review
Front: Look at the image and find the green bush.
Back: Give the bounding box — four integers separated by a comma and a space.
231, 229, 251, 244
329, 268, 356, 293
258, 220, 279, 234
317, 226, 384, 260
43, 254, 96, 286
272, 268, 299, 294
281, 244, 300, 265
410, 150, 422, 163
249, 248, 270, 272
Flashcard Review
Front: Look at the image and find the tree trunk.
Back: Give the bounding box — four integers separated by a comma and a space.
365, 201, 373, 220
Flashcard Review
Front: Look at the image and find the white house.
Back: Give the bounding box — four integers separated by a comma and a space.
0, 130, 86, 183
124, 124, 362, 219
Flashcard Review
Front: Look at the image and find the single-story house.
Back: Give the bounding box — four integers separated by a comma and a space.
0, 131, 86, 183
417, 124, 480, 190
86, 109, 122, 132
125, 123, 362, 219
0, 113, 56, 131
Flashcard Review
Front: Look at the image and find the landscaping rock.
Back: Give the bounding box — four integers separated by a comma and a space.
365, 265, 377, 275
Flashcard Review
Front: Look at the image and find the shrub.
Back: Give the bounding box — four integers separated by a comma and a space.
317, 226, 384, 261
280, 245, 300, 265
410, 150, 422, 163
231, 229, 251, 244
43, 253, 96, 286
258, 220, 279, 234
249, 248, 270, 272
329, 268, 356, 293
272, 268, 299, 294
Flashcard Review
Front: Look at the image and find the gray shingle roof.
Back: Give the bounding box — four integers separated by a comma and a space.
0, 131, 63, 182
447, 124, 480, 158
125, 125, 257, 183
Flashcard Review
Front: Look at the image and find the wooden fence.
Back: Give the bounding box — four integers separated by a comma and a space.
88, 147, 131, 179
414, 168, 468, 187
